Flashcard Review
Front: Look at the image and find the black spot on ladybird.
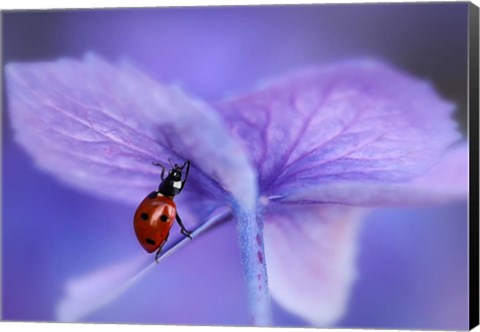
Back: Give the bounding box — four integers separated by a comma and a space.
145, 238, 156, 245
160, 215, 169, 222
140, 213, 149, 220
148, 191, 157, 199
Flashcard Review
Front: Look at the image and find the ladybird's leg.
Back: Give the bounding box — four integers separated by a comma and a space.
155, 233, 170, 263
152, 162, 167, 180
178, 161, 190, 193
182, 161, 190, 183
176, 213, 192, 239
155, 248, 162, 263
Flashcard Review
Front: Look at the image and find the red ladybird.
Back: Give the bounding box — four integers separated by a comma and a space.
134, 160, 192, 262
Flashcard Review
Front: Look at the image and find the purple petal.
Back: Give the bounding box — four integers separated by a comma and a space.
408, 143, 469, 198
279, 143, 468, 206
5, 54, 256, 212
215, 60, 461, 202
263, 204, 365, 326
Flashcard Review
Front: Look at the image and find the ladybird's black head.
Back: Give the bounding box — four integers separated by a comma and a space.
153, 159, 191, 197
169, 164, 183, 181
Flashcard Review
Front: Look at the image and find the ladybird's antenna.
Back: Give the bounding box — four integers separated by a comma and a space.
168, 158, 174, 168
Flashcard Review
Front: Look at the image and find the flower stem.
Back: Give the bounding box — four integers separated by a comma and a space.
232, 203, 272, 326
56, 209, 231, 322
156, 208, 231, 261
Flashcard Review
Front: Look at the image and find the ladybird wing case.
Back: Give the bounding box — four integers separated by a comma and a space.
133, 192, 177, 253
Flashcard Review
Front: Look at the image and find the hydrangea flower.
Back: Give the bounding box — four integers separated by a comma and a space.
5, 54, 468, 326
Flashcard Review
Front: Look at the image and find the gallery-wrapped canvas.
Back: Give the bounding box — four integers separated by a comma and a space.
1, 2, 479, 331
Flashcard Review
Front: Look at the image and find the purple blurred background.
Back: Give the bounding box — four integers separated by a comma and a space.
2, 3, 469, 329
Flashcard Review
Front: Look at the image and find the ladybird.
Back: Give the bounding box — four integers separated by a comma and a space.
134, 159, 192, 262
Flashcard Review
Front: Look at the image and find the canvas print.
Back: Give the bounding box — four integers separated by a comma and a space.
1, 3, 477, 330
